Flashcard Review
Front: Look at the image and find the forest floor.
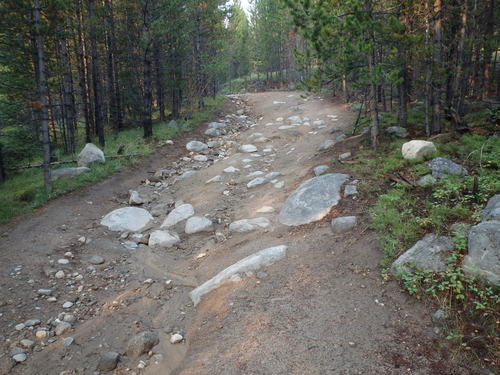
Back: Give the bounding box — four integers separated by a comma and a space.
0, 91, 486, 375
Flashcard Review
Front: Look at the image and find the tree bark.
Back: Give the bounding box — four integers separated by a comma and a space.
154, 40, 166, 122
430, 0, 443, 134
88, 0, 105, 147
32, 0, 52, 193
104, 0, 123, 134
59, 37, 76, 153
142, 0, 154, 138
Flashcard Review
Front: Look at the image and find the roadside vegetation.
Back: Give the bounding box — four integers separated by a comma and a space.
0, 96, 223, 225
350, 106, 499, 368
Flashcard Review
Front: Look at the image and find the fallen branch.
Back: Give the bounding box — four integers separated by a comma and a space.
9, 153, 142, 170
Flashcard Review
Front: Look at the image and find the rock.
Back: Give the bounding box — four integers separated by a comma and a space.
161, 204, 194, 228
186, 141, 208, 152
428, 157, 467, 179
247, 177, 267, 189
247, 171, 264, 177
24, 319, 40, 327
313, 120, 325, 126
129, 191, 145, 205
319, 140, 335, 150
15, 323, 25, 331
401, 140, 437, 160
204, 128, 220, 137
185, 216, 214, 234
12, 354, 26, 363
101, 207, 153, 232
126, 331, 159, 358
386, 126, 408, 138
344, 185, 358, 196
51, 167, 90, 181
168, 120, 179, 128
482, 194, 500, 221
339, 152, 352, 160
223, 166, 240, 173
57, 258, 69, 265
313, 165, 329, 176
55, 322, 72, 336
391, 234, 455, 275
229, 217, 270, 233
97, 352, 119, 372
463, 221, 500, 285
20, 339, 34, 349
265, 172, 281, 180
256, 206, 275, 213
190, 245, 287, 306
208, 122, 226, 129
279, 173, 349, 226
177, 170, 195, 180
170, 334, 183, 344
37, 289, 52, 296
89, 255, 105, 265
55, 270, 65, 279
122, 240, 138, 250
240, 144, 257, 153
148, 230, 180, 248
62, 301, 73, 309
193, 155, 208, 162
431, 309, 447, 323
418, 174, 437, 187
206, 175, 222, 184
287, 115, 303, 123
274, 181, 284, 189
331, 216, 357, 233
35, 330, 48, 339
77, 143, 105, 167
207, 141, 220, 148
63, 337, 74, 347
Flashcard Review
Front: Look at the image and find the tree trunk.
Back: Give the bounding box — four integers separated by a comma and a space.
75, 0, 92, 143
32, 0, 51, 193
0, 144, 5, 183
430, 0, 443, 134
154, 41, 166, 122
142, 0, 154, 138
88, 0, 105, 147
104, 0, 122, 134
59, 37, 76, 154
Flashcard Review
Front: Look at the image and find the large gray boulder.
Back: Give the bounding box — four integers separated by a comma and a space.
51, 167, 90, 181
148, 230, 180, 248
482, 194, 500, 221
279, 173, 349, 226
77, 143, 105, 167
428, 157, 467, 179
101, 207, 153, 232
463, 221, 500, 285
401, 140, 436, 160
161, 204, 194, 228
391, 234, 455, 275
185, 216, 214, 234
190, 245, 287, 306
186, 141, 208, 152
386, 126, 408, 138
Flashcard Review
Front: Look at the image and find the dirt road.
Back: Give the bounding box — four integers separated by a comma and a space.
0, 92, 478, 375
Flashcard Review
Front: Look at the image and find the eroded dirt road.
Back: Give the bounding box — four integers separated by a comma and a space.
0, 92, 478, 375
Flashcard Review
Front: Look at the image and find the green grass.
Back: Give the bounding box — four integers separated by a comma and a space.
0, 96, 224, 225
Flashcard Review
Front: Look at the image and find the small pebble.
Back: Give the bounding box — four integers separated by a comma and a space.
170, 333, 183, 344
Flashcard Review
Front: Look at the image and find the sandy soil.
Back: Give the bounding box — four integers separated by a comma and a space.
0, 91, 482, 375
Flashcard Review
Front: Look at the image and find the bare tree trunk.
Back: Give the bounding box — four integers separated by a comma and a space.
104, 0, 122, 134
59, 37, 76, 153
75, 0, 92, 143
430, 0, 443, 134
365, 0, 379, 148
32, 0, 51, 193
88, 0, 105, 147
142, 0, 154, 138
154, 40, 166, 122
0, 144, 5, 183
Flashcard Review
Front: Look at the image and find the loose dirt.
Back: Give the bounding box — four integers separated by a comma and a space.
0, 92, 481, 375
